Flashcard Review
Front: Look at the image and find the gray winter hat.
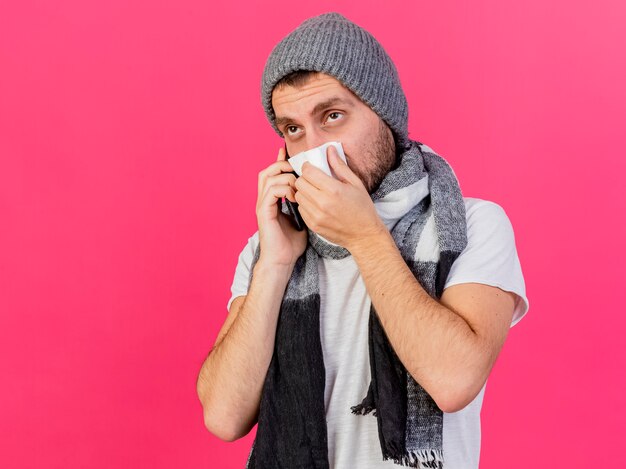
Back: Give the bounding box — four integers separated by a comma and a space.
260, 12, 411, 150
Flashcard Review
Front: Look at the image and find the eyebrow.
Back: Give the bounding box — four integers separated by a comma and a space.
275, 97, 354, 128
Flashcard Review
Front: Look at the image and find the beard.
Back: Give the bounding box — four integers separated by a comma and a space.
348, 119, 397, 195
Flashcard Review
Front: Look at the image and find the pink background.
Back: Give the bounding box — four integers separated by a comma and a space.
1, 1, 624, 468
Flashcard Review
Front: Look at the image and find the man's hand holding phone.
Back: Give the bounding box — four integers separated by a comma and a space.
255, 147, 308, 268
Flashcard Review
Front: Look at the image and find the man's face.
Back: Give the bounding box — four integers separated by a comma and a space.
271, 72, 396, 195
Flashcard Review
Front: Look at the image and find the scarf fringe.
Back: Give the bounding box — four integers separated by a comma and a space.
382, 449, 444, 469
350, 402, 378, 417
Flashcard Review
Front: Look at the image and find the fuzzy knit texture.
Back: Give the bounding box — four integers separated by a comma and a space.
245, 140, 468, 468
260, 12, 411, 151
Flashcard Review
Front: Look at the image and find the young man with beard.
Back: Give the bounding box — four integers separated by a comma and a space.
197, 12, 529, 469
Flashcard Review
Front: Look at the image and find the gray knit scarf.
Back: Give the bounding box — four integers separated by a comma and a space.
245, 139, 468, 468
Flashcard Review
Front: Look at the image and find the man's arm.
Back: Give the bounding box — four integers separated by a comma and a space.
196, 258, 294, 441
349, 228, 516, 413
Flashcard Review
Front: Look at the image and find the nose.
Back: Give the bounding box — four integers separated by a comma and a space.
304, 127, 327, 152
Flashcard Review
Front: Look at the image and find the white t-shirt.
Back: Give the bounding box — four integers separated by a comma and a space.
226, 197, 529, 469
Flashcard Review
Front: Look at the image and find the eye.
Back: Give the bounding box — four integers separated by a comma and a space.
285, 125, 300, 136
326, 111, 343, 123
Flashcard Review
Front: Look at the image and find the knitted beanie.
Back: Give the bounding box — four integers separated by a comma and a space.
260, 12, 411, 150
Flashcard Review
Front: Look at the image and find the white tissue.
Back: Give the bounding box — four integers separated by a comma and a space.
287, 141, 347, 179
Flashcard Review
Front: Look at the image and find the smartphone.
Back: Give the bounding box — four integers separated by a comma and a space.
280, 144, 306, 231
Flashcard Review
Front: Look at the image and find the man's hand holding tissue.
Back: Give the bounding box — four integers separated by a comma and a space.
294, 145, 387, 251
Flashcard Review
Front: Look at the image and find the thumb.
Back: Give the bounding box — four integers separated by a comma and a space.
277, 146, 286, 161
328, 145, 356, 184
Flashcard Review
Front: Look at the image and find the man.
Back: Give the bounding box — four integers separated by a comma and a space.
197, 12, 529, 469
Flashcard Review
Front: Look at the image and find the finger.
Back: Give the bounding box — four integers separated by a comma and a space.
295, 172, 323, 199
277, 146, 286, 161
258, 184, 297, 228
294, 195, 313, 228
258, 160, 296, 199
260, 184, 297, 210
262, 173, 297, 200
327, 145, 356, 184
294, 186, 313, 207
301, 160, 338, 193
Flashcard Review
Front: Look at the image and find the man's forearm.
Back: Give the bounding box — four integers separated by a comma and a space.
197, 258, 294, 441
348, 228, 483, 413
